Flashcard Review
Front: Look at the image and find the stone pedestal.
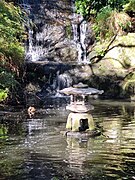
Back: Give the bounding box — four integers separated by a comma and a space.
66, 112, 95, 132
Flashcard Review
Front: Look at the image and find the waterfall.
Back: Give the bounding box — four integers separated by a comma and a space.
79, 20, 87, 63
25, 23, 45, 62
71, 1, 88, 64
18, 0, 89, 63
49, 71, 73, 97
18, 0, 45, 61
55, 72, 72, 91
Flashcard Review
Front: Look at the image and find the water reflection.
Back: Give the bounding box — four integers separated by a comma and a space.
0, 101, 135, 179
66, 137, 89, 173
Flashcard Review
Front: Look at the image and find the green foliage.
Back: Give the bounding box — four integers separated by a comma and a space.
0, 89, 9, 102
0, 0, 25, 65
0, 67, 18, 102
75, 0, 133, 41
75, 0, 130, 18
0, 1, 26, 103
93, 7, 131, 40
0, 1, 24, 40
75, 0, 92, 17
123, 0, 135, 13
107, 0, 129, 10
0, 69, 17, 89
0, 124, 8, 138
92, 6, 113, 39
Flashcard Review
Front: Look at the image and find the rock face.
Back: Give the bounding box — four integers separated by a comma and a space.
20, 0, 94, 63
87, 33, 135, 99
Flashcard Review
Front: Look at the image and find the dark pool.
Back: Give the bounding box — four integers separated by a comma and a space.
0, 100, 135, 179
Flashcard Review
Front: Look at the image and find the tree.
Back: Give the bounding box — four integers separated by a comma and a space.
75, 0, 130, 18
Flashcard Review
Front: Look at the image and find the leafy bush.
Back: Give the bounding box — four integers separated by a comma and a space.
75, 0, 130, 18
0, 1, 25, 103
0, 1, 25, 69
0, 89, 8, 102
75, 0, 93, 17
123, 0, 135, 14
108, 11, 131, 35
0, 67, 19, 102
92, 6, 113, 40
93, 7, 131, 40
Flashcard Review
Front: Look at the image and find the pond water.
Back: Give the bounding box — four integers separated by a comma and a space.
0, 100, 135, 180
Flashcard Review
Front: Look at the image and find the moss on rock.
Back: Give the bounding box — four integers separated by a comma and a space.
89, 33, 135, 99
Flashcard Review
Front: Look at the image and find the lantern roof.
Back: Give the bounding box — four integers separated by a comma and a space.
59, 83, 104, 96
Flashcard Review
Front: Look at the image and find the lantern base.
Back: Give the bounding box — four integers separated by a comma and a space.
60, 129, 101, 137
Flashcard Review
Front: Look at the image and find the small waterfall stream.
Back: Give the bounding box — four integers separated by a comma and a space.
26, 23, 44, 61
19, 0, 47, 61
74, 18, 87, 63
37, 64, 73, 99
26, 19, 45, 61
71, 0, 88, 64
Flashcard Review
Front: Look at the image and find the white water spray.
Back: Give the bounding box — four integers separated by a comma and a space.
71, 1, 88, 64
19, 0, 45, 61
26, 26, 45, 62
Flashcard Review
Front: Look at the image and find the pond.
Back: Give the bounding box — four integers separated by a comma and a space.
0, 100, 135, 179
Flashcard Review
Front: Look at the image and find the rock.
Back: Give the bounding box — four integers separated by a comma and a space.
87, 33, 135, 99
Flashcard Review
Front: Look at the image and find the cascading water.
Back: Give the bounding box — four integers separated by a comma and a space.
18, 0, 46, 61
54, 72, 73, 96
71, 0, 88, 64
26, 23, 45, 62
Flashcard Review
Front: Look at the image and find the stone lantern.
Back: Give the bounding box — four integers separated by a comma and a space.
59, 83, 104, 136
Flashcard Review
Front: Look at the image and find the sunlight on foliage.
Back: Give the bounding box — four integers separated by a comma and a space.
0, 0, 25, 103
0, 89, 9, 102
0, 124, 8, 137
93, 8, 131, 40
75, 0, 92, 17
0, 1, 25, 67
0, 67, 18, 102
123, 0, 135, 13
75, 0, 130, 18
